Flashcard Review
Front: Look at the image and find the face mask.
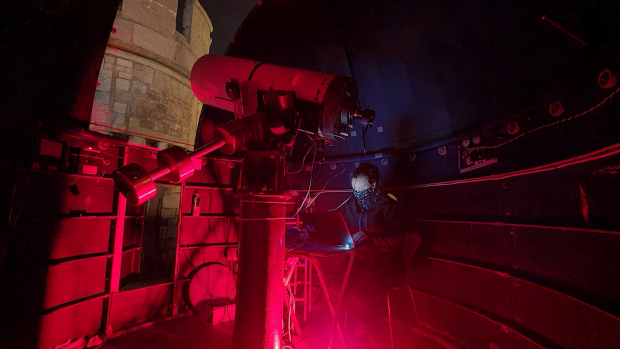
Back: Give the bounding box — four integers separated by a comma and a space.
353, 186, 378, 204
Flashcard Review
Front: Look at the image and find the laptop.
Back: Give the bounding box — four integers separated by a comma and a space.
298, 212, 355, 250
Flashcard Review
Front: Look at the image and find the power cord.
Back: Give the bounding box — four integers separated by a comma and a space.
291, 146, 319, 218
295, 168, 346, 216
289, 142, 317, 175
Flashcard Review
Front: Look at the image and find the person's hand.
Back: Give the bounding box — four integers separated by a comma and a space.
352, 231, 369, 245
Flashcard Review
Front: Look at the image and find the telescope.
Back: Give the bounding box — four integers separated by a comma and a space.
113, 54, 374, 205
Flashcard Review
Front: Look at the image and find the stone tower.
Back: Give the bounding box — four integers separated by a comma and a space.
90, 0, 212, 149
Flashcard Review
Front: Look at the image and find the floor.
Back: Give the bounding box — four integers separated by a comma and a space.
99, 266, 444, 349
101, 315, 233, 349
99, 306, 444, 349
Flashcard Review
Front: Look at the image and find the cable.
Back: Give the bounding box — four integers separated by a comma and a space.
297, 168, 346, 214
327, 195, 352, 212
467, 85, 620, 153
361, 125, 368, 153
351, 128, 364, 155
288, 142, 317, 175
291, 146, 319, 218
298, 128, 345, 140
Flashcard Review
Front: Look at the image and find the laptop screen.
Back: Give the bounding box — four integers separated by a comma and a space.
299, 212, 355, 247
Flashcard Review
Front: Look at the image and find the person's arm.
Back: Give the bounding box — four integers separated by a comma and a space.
373, 197, 405, 246
343, 198, 371, 244
380, 195, 421, 263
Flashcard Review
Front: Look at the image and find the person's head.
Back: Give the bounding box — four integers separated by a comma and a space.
350, 163, 380, 203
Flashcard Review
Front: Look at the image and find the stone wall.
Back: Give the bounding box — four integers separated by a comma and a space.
91, 0, 212, 149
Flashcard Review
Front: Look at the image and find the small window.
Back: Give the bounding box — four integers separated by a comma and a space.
175, 0, 186, 34
175, 0, 192, 42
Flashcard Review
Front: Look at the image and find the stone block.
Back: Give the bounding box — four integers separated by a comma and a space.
179, 100, 191, 110
189, 5, 212, 58
128, 117, 140, 127
94, 91, 110, 104
155, 103, 168, 114
168, 79, 185, 99
133, 24, 176, 60
174, 43, 197, 73
114, 91, 135, 104
134, 64, 154, 85
157, 0, 178, 12
131, 80, 147, 94
113, 102, 127, 114
168, 104, 183, 119
103, 63, 113, 70
154, 121, 164, 132
140, 119, 155, 129
149, 85, 163, 93
121, 0, 176, 39
180, 86, 194, 104
97, 69, 112, 92
104, 54, 116, 63
114, 113, 126, 125
91, 101, 111, 125
116, 58, 134, 69
116, 66, 133, 74
153, 71, 172, 91
149, 107, 166, 120
171, 123, 181, 132
170, 130, 181, 139
111, 17, 134, 43
148, 91, 162, 102
116, 78, 131, 91
128, 135, 146, 145
118, 72, 133, 80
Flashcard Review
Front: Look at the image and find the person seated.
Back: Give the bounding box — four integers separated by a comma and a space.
340, 163, 420, 346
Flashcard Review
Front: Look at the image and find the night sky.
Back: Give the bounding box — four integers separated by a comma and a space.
197, 0, 257, 54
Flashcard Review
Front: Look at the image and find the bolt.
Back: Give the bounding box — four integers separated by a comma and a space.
329, 163, 337, 170
304, 165, 312, 171
472, 136, 482, 145
228, 161, 235, 169
98, 141, 110, 150
548, 101, 565, 117
462, 139, 471, 149
599, 69, 618, 89
507, 122, 520, 135
438, 146, 447, 155
381, 158, 389, 165
408, 153, 416, 161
